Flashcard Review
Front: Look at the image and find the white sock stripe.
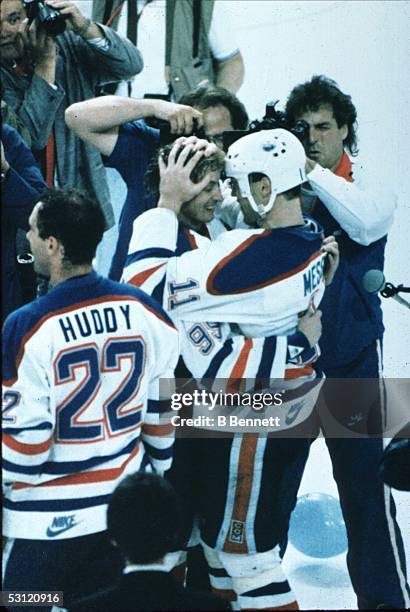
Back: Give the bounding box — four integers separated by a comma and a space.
216, 434, 243, 550
376, 339, 387, 431
376, 340, 409, 606
382, 482, 410, 607
208, 575, 235, 590
238, 591, 296, 609
245, 436, 268, 554
232, 568, 289, 595
2, 538, 15, 583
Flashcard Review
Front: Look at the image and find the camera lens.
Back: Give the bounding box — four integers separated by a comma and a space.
38, 2, 66, 36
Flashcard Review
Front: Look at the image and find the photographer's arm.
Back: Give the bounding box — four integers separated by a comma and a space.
46, 1, 143, 83
46, 1, 102, 40
65, 97, 204, 157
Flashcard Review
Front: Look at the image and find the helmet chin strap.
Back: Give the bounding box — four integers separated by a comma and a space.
235, 175, 276, 218
251, 191, 277, 218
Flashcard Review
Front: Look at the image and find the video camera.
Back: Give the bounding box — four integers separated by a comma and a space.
222, 100, 310, 151
23, 0, 67, 37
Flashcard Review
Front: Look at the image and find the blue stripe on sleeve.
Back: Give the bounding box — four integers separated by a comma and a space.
3, 436, 140, 475
147, 399, 171, 414
125, 248, 175, 268
143, 443, 173, 460
3, 494, 111, 512
201, 339, 234, 383
152, 276, 166, 305
3, 422, 53, 434
255, 336, 277, 380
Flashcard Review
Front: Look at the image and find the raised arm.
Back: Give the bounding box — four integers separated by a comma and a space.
65, 97, 204, 157
46, 1, 143, 83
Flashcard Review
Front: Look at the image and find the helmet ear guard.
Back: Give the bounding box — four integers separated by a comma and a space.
225, 129, 307, 216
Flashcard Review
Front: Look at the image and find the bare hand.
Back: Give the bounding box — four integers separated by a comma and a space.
19, 17, 56, 64
153, 101, 204, 135
322, 234, 340, 285
178, 135, 220, 157
157, 138, 214, 213
1, 141, 10, 174
45, 1, 90, 34
297, 309, 322, 347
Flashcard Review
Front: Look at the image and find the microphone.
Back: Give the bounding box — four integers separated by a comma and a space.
362, 270, 410, 310
362, 269, 385, 294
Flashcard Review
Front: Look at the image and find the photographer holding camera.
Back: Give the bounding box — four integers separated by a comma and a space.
0, 0, 143, 230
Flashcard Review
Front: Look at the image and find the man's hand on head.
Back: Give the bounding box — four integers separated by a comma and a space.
179, 135, 220, 157
151, 101, 204, 135
157, 138, 214, 214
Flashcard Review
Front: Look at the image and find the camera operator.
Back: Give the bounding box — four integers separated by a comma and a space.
284, 75, 409, 610
0, 0, 143, 232
65, 85, 248, 280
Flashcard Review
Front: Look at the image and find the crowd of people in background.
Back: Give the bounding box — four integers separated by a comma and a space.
2, 1, 409, 611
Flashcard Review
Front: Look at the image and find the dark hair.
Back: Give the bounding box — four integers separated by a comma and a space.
285, 75, 358, 156
36, 188, 106, 265
145, 143, 225, 196
179, 85, 249, 130
107, 473, 182, 564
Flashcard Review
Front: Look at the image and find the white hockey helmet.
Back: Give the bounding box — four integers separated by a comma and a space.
225, 128, 307, 216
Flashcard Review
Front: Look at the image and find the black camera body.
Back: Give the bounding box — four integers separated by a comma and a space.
23, 0, 67, 37
145, 116, 207, 146
223, 101, 310, 152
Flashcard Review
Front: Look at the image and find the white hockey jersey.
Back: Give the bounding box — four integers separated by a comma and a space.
125, 208, 326, 338
123, 212, 325, 430
2, 272, 178, 540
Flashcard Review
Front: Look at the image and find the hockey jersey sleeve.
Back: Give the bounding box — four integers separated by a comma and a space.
137, 297, 179, 475
180, 321, 319, 389
2, 314, 54, 487
307, 164, 396, 245
142, 370, 176, 475
123, 208, 180, 297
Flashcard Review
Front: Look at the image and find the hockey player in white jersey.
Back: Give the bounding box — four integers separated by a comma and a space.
122, 130, 338, 609
126, 130, 338, 335
2, 189, 179, 606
